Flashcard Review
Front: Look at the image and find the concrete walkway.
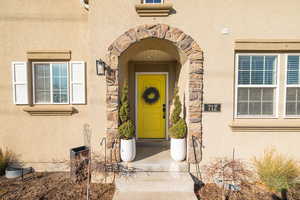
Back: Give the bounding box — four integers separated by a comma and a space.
112, 172, 197, 200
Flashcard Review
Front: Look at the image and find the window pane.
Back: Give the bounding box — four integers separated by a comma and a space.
297, 88, 300, 100
264, 71, 275, 85
249, 88, 261, 101
52, 63, 68, 103
265, 56, 276, 71
34, 64, 51, 103
262, 102, 273, 115
286, 88, 300, 116
251, 56, 264, 71
287, 56, 299, 84
238, 71, 250, 84
238, 56, 250, 70
262, 88, 273, 101
237, 88, 274, 116
251, 71, 264, 84
287, 71, 299, 85
249, 102, 261, 115
286, 88, 297, 101
238, 88, 248, 101
287, 56, 299, 71
286, 102, 296, 115
238, 55, 277, 85
237, 102, 248, 115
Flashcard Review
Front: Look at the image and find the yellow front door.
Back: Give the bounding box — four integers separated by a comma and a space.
137, 74, 166, 139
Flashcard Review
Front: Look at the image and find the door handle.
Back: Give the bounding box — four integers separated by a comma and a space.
162, 104, 166, 119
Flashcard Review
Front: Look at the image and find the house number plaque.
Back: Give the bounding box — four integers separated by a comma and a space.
204, 104, 221, 112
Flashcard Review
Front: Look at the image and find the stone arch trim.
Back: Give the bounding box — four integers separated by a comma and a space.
106, 24, 203, 163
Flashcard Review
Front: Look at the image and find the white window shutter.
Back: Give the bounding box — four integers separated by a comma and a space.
70, 61, 86, 104
12, 62, 28, 104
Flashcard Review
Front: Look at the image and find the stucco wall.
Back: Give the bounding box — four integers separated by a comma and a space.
0, 0, 96, 170
1, 0, 300, 170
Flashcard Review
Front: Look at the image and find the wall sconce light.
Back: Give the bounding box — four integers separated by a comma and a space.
96, 59, 107, 76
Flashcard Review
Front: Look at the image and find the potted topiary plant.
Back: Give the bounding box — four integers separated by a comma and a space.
118, 81, 136, 162
169, 88, 187, 161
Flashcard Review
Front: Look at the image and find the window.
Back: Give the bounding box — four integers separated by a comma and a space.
144, 0, 162, 4
33, 62, 69, 104
285, 55, 300, 116
235, 55, 278, 117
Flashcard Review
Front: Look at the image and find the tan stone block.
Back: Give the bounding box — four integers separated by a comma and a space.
136, 25, 151, 40
191, 41, 202, 52
108, 54, 119, 69
190, 73, 203, 80
114, 34, 134, 53
189, 122, 202, 130
108, 45, 121, 57
147, 24, 160, 38
189, 64, 204, 74
165, 27, 184, 43
189, 81, 202, 89
125, 28, 138, 43
189, 111, 201, 118
107, 119, 118, 129
189, 92, 199, 101
107, 85, 118, 92
158, 24, 169, 38
189, 105, 202, 113
106, 95, 118, 104
107, 111, 118, 122
189, 100, 201, 108
189, 51, 203, 61
106, 70, 118, 85
178, 35, 194, 52
107, 105, 118, 112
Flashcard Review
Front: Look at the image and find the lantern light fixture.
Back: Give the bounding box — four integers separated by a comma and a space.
96, 59, 107, 76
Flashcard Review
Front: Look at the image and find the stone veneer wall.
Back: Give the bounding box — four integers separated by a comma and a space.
106, 24, 203, 163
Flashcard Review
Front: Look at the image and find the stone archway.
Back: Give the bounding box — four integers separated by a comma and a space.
106, 24, 203, 163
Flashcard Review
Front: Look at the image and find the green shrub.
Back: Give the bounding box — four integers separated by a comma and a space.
169, 88, 187, 139
119, 83, 129, 123
0, 148, 14, 176
118, 81, 135, 139
118, 120, 135, 140
169, 118, 187, 139
170, 88, 181, 125
119, 101, 129, 123
253, 149, 300, 192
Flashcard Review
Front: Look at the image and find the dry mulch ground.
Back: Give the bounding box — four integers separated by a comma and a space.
196, 183, 300, 200
0, 172, 115, 200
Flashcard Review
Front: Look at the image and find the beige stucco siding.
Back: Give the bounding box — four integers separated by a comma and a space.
0, 0, 96, 167
1, 0, 300, 170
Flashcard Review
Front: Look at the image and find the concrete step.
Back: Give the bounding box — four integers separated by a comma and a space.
122, 160, 189, 172
115, 172, 195, 192
123, 140, 189, 172
113, 191, 198, 200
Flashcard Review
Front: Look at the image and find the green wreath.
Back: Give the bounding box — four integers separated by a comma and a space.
142, 87, 160, 104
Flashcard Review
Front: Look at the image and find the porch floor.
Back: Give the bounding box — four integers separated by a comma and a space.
122, 140, 189, 172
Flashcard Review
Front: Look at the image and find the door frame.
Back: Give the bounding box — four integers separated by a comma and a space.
135, 72, 169, 140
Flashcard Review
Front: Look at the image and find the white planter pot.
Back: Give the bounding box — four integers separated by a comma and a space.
170, 138, 186, 161
120, 138, 136, 162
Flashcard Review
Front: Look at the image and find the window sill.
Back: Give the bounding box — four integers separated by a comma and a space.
229, 119, 300, 132
23, 106, 75, 116
135, 3, 173, 17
